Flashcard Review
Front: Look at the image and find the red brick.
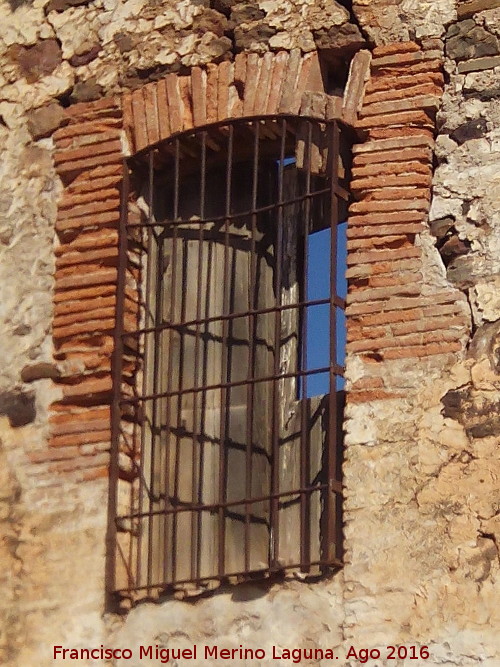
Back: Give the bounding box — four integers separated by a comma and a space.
233, 52, 247, 116
156, 78, 171, 141
352, 308, 423, 327
346, 291, 464, 316
266, 51, 288, 114
131, 88, 148, 151
368, 127, 434, 141
49, 405, 110, 424
56, 151, 122, 180
357, 109, 433, 129
165, 73, 183, 133
347, 247, 420, 266
371, 50, 442, 69
54, 283, 116, 303
59, 188, 120, 211
66, 168, 123, 195
56, 209, 119, 234
64, 97, 120, 121
29, 446, 81, 463
348, 390, 403, 403
347, 328, 462, 353
372, 41, 421, 58
179, 75, 194, 131
191, 67, 207, 127
366, 72, 444, 98
54, 306, 116, 329
122, 92, 135, 153
55, 247, 119, 270
382, 341, 462, 359
61, 377, 112, 400
50, 415, 110, 437
353, 147, 432, 167
291, 51, 317, 114
217, 61, 233, 120
55, 230, 118, 257
49, 429, 111, 448
79, 466, 109, 482
49, 452, 110, 474
391, 315, 467, 337
53, 118, 122, 143
352, 161, 431, 178
54, 295, 114, 317
352, 173, 432, 190
243, 53, 260, 116
252, 52, 273, 116
347, 235, 412, 251
53, 317, 116, 339
57, 196, 119, 222
347, 326, 388, 343
143, 82, 160, 146
353, 134, 434, 154
346, 258, 422, 279
349, 198, 429, 214
55, 267, 117, 291
349, 377, 385, 390
54, 139, 122, 166
363, 83, 442, 107
342, 49, 372, 124
348, 210, 426, 227
359, 187, 430, 202
361, 95, 441, 119
206, 64, 219, 124
279, 49, 302, 114
347, 281, 421, 304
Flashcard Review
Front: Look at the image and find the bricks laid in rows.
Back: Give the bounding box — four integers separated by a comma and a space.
360, 95, 441, 118
352, 161, 431, 178
346, 258, 422, 279
346, 291, 467, 316
351, 174, 432, 190
348, 210, 426, 226
371, 41, 421, 58
350, 302, 466, 328
363, 82, 442, 107
349, 198, 429, 214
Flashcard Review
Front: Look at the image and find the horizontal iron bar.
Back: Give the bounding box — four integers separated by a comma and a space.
115, 556, 343, 595
120, 364, 344, 404
122, 296, 346, 339
117, 479, 343, 522
126, 188, 347, 229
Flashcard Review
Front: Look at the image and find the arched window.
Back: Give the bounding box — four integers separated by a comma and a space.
113, 115, 351, 599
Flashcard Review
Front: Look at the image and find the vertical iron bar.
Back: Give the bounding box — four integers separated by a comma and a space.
106, 159, 129, 607
162, 148, 180, 584
171, 137, 183, 583
190, 131, 207, 581
270, 118, 286, 567
326, 120, 340, 564
146, 150, 157, 592
218, 123, 233, 577
244, 121, 259, 572
299, 120, 312, 571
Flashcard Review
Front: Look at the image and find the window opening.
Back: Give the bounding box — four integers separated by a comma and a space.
111, 115, 352, 601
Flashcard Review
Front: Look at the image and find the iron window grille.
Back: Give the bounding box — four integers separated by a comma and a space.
110, 115, 351, 602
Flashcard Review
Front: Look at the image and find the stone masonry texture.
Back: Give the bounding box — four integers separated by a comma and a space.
0, 0, 499, 666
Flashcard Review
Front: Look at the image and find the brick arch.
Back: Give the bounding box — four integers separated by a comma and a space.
124, 51, 328, 155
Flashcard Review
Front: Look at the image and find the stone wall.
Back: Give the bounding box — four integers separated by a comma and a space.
0, 0, 499, 665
